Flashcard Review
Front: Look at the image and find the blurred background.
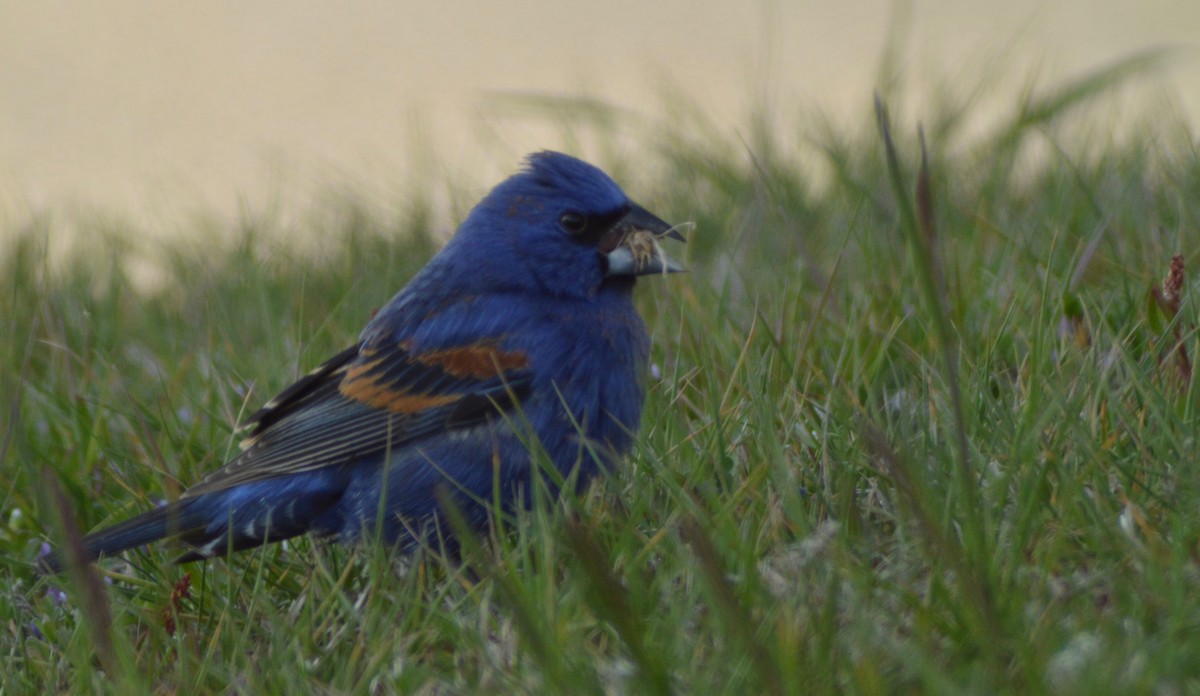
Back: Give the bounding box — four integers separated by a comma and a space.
2, 0, 1198, 232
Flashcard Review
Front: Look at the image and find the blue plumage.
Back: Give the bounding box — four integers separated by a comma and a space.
53, 151, 683, 568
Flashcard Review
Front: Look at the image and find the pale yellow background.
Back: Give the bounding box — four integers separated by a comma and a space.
2, 1, 1197, 226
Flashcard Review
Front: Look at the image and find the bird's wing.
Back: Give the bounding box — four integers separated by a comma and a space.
184, 334, 533, 497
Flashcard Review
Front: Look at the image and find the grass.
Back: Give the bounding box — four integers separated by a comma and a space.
3, 58, 1200, 693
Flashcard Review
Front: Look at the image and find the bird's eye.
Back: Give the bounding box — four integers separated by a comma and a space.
559, 212, 588, 235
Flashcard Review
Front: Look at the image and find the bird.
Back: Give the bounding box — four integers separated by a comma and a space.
46, 151, 683, 570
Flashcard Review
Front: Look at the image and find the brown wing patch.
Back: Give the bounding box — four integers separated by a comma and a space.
414, 341, 529, 379
339, 364, 461, 413
338, 339, 526, 413
340, 383, 460, 413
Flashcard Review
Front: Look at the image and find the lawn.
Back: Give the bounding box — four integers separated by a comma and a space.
3, 58, 1199, 693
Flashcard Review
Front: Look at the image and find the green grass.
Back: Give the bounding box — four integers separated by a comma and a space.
4, 60, 1200, 693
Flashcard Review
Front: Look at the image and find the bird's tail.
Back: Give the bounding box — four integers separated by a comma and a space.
41, 498, 208, 573
42, 475, 349, 573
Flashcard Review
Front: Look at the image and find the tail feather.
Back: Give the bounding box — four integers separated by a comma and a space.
41, 499, 207, 573
82, 499, 208, 560
41, 474, 350, 573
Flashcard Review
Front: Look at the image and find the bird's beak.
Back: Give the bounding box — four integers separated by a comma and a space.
603, 203, 687, 277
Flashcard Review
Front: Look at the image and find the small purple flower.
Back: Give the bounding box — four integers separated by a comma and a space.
37, 542, 52, 560
47, 586, 68, 607
25, 621, 45, 641
650, 363, 662, 380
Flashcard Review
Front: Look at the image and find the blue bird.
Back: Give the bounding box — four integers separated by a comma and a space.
51, 151, 683, 568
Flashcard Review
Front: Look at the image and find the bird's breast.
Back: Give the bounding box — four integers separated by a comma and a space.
521, 299, 649, 459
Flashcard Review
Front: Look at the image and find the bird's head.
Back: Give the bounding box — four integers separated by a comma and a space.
447, 151, 684, 299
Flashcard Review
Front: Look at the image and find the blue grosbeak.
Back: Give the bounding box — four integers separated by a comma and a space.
54, 151, 682, 568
